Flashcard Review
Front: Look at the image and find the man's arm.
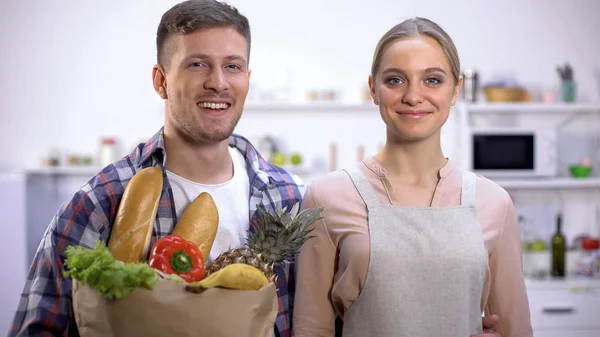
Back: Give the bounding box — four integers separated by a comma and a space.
9, 190, 106, 337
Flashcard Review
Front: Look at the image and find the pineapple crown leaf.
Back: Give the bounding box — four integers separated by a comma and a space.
248, 203, 324, 265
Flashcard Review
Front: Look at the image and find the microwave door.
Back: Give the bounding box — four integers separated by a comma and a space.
473, 134, 536, 177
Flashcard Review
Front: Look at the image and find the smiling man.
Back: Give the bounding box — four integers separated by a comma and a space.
9, 1, 303, 337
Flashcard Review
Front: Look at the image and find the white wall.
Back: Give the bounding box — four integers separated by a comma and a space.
0, 174, 27, 335
1, 1, 599, 333
1, 0, 599, 171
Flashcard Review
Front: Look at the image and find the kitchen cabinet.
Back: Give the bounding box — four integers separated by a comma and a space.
526, 278, 600, 336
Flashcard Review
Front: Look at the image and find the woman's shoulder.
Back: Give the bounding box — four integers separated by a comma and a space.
305, 168, 356, 203
303, 162, 375, 209
473, 173, 512, 205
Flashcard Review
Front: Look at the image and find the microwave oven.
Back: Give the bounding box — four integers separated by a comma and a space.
465, 127, 558, 178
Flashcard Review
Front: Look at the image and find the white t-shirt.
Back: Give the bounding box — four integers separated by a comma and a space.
166, 146, 250, 263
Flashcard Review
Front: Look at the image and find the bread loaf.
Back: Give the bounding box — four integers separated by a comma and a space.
172, 192, 219, 260
108, 167, 163, 263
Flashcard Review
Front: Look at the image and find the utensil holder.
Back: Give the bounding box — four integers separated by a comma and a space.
560, 80, 577, 102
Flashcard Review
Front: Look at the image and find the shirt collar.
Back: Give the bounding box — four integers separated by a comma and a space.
139, 127, 167, 168
138, 127, 273, 187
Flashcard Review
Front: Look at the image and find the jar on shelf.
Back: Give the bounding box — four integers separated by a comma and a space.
575, 238, 599, 278
99, 137, 120, 168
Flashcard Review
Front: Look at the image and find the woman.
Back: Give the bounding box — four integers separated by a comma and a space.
293, 17, 532, 337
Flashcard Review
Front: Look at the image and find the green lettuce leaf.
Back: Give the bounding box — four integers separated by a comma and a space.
63, 241, 159, 300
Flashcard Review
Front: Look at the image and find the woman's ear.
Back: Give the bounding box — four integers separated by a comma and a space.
451, 75, 463, 106
152, 65, 168, 100
368, 75, 378, 105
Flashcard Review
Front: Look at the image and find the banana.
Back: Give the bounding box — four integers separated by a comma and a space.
188, 263, 269, 291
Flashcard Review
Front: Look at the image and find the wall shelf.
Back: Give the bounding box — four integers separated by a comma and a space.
244, 102, 376, 112
493, 177, 600, 189
463, 102, 600, 114
24, 166, 100, 176
243, 101, 600, 113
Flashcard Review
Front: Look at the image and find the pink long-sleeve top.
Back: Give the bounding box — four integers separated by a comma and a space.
293, 157, 533, 337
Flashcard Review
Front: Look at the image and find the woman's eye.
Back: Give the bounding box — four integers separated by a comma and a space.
426, 77, 442, 85
387, 77, 403, 85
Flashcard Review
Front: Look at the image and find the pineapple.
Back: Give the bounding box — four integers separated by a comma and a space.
205, 202, 323, 282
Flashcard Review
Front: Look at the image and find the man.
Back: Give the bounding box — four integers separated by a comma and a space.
10, 1, 301, 336
9, 1, 502, 336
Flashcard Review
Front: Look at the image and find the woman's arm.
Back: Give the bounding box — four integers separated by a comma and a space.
293, 184, 338, 337
485, 193, 533, 337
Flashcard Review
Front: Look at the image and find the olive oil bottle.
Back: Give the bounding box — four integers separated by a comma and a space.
551, 212, 566, 278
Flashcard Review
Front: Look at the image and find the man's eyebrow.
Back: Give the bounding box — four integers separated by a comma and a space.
224, 54, 247, 63
184, 53, 247, 64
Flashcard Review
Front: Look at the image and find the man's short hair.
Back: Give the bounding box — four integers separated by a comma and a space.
156, 0, 251, 68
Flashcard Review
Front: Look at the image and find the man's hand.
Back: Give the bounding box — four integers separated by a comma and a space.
471, 314, 502, 337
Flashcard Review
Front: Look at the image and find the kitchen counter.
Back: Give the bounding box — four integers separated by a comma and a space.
525, 277, 600, 336
526, 277, 600, 290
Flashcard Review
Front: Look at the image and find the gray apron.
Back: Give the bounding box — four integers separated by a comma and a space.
341, 168, 487, 337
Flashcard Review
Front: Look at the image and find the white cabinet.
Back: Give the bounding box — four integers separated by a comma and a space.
526, 279, 600, 336
534, 331, 600, 337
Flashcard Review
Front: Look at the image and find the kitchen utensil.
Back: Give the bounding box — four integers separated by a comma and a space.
557, 63, 576, 102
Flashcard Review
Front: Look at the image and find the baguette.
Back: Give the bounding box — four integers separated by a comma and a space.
172, 192, 219, 260
108, 167, 163, 263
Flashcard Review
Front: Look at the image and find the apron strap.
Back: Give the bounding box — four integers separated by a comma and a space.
344, 167, 381, 209
460, 171, 477, 207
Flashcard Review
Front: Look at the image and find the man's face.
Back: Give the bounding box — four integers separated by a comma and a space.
156, 27, 250, 144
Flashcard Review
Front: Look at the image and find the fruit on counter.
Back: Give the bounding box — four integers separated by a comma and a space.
188, 263, 268, 291
64, 241, 159, 300
148, 235, 206, 283
204, 202, 323, 283
290, 152, 303, 166
531, 240, 548, 252
172, 192, 219, 260
271, 152, 286, 166
107, 167, 164, 263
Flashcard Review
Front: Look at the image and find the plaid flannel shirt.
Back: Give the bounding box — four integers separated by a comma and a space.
9, 127, 305, 337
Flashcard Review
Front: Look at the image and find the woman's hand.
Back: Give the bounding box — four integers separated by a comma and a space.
471, 314, 501, 337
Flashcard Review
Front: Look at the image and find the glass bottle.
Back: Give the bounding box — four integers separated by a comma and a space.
551, 212, 566, 278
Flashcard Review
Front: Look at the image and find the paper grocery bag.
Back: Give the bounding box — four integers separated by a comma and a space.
72, 279, 279, 337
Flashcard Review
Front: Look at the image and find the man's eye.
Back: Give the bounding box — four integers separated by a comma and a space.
190, 62, 203, 68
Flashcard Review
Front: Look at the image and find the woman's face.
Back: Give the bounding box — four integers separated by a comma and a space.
370, 35, 462, 143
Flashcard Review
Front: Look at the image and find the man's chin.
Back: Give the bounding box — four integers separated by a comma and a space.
190, 129, 235, 144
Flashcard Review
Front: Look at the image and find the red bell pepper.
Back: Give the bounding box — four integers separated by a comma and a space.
148, 235, 205, 282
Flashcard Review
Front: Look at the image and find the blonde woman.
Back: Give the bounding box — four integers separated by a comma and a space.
293, 17, 532, 337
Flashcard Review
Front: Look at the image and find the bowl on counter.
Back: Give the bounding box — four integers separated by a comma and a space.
484, 86, 529, 102
569, 165, 592, 178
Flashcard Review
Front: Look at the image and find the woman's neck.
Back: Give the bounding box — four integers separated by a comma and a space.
375, 132, 447, 184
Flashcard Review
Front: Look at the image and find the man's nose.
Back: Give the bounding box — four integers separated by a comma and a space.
204, 69, 230, 92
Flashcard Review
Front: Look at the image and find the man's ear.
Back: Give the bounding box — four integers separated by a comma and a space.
152, 64, 168, 100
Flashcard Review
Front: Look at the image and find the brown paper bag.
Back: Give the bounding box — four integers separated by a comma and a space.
72, 279, 279, 337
